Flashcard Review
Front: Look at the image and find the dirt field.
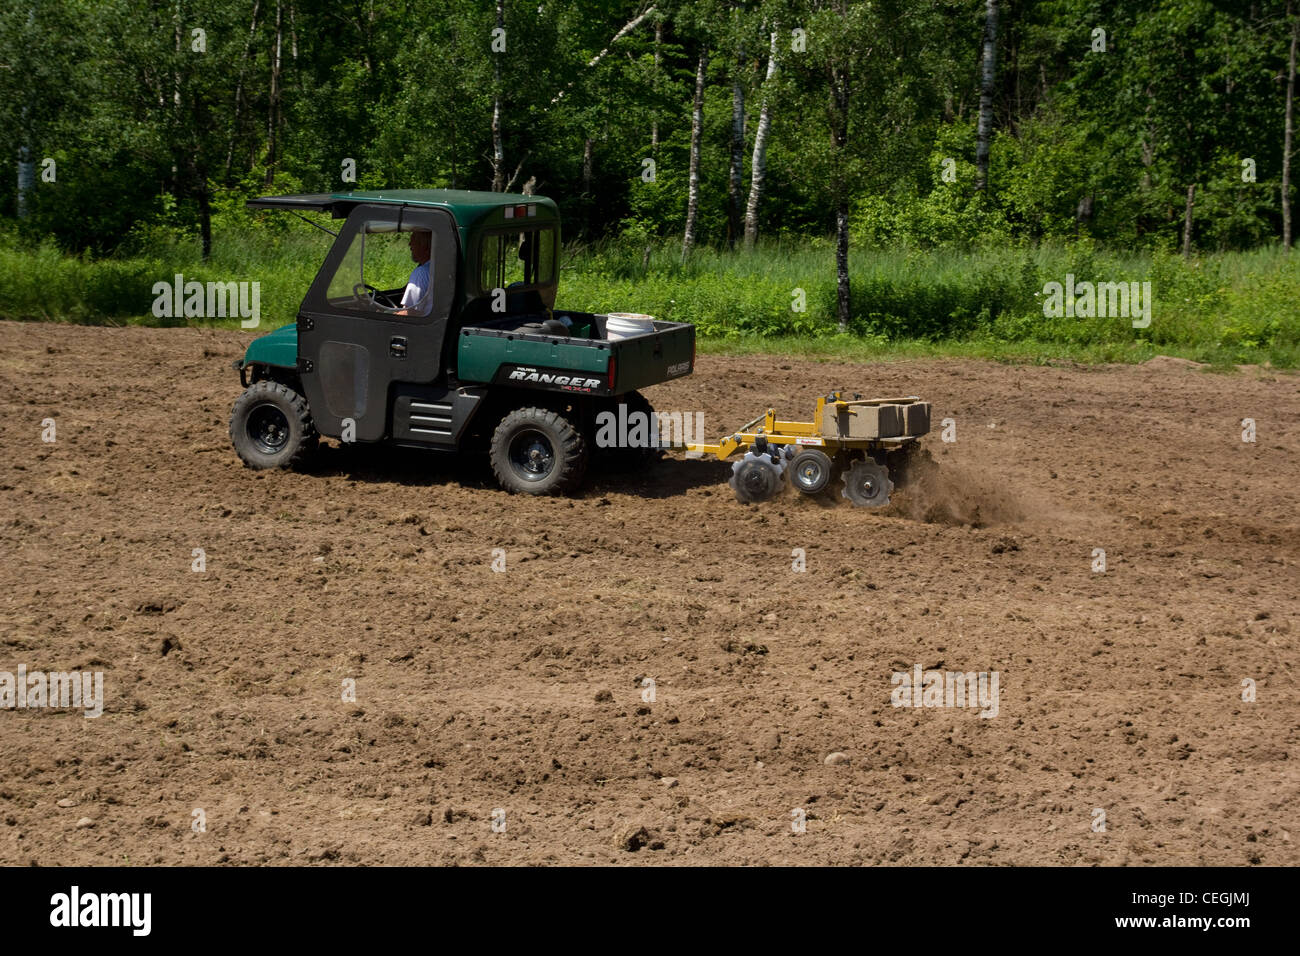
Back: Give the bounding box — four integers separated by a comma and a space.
0, 319, 1295, 866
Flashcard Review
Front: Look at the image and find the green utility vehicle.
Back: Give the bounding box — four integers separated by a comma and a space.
231, 189, 695, 494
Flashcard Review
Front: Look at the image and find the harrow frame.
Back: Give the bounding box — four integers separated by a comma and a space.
684, 391, 929, 460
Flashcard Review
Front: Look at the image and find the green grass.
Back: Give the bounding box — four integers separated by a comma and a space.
696, 333, 1248, 368
1, 217, 1297, 368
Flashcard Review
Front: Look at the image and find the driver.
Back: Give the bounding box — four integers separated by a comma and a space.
395, 229, 432, 316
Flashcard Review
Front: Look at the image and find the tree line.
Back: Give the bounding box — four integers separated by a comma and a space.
2, 1, 1297, 329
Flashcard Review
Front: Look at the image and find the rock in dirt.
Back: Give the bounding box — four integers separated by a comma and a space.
614, 825, 653, 852
74, 817, 95, 829
824, 752, 851, 766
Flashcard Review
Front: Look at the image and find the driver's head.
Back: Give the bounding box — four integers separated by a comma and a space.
408, 229, 432, 264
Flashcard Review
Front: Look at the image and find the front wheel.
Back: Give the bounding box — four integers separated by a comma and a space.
490, 407, 588, 495
230, 380, 318, 469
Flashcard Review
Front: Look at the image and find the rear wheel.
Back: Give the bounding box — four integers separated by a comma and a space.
841, 458, 893, 507
230, 380, 317, 469
490, 407, 588, 495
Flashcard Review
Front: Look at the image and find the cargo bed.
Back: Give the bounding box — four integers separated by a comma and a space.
456, 311, 694, 397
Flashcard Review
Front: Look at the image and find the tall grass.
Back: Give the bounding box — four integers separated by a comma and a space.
1, 221, 1296, 367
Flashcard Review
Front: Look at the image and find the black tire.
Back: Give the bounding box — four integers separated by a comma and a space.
490, 407, 588, 495
841, 458, 893, 507
788, 448, 835, 495
230, 380, 318, 470
593, 390, 662, 471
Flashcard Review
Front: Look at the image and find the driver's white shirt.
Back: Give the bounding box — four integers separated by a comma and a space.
401, 259, 431, 313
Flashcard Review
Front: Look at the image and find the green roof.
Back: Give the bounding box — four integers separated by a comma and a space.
248, 190, 558, 230
328, 189, 557, 228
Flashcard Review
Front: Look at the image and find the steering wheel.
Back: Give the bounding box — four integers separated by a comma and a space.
353, 282, 379, 308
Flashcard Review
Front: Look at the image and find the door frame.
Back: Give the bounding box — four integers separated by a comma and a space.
295, 203, 459, 442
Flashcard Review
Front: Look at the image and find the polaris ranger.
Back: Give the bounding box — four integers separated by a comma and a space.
230, 189, 695, 494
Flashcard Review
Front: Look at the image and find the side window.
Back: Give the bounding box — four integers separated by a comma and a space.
324, 219, 435, 317
479, 226, 556, 293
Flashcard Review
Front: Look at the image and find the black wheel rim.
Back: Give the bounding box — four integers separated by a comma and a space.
247, 404, 291, 455
508, 429, 556, 482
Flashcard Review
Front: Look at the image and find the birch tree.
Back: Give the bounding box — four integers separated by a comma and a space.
1284, 1, 1297, 249
491, 0, 506, 191
682, 50, 707, 258
974, 0, 998, 191
728, 66, 745, 249
743, 28, 778, 248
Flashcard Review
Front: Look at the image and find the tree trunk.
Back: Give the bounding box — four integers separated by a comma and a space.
491, 0, 505, 191
1284, 2, 1297, 250
198, 173, 212, 260
974, 0, 998, 191
582, 138, 593, 195
15, 6, 35, 217
727, 69, 745, 250
504, 154, 527, 192
224, 0, 261, 183
682, 52, 708, 260
551, 6, 658, 106
744, 31, 778, 248
16, 103, 34, 219
835, 204, 850, 332
1182, 183, 1196, 258
265, 1, 283, 186
171, 6, 182, 195
651, 19, 663, 151
830, 63, 850, 331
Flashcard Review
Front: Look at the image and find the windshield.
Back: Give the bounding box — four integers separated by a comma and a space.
325, 218, 435, 316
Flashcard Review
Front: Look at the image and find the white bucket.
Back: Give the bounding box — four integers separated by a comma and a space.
604, 312, 656, 340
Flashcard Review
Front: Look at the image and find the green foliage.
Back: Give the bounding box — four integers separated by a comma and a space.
3, 223, 1295, 367
1, 0, 1298, 367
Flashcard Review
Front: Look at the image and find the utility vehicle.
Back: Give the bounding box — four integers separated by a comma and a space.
230, 189, 695, 494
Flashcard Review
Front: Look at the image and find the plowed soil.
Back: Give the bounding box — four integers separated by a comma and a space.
1, 321, 1296, 866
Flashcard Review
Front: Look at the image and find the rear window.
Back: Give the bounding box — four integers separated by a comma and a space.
479, 226, 556, 294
